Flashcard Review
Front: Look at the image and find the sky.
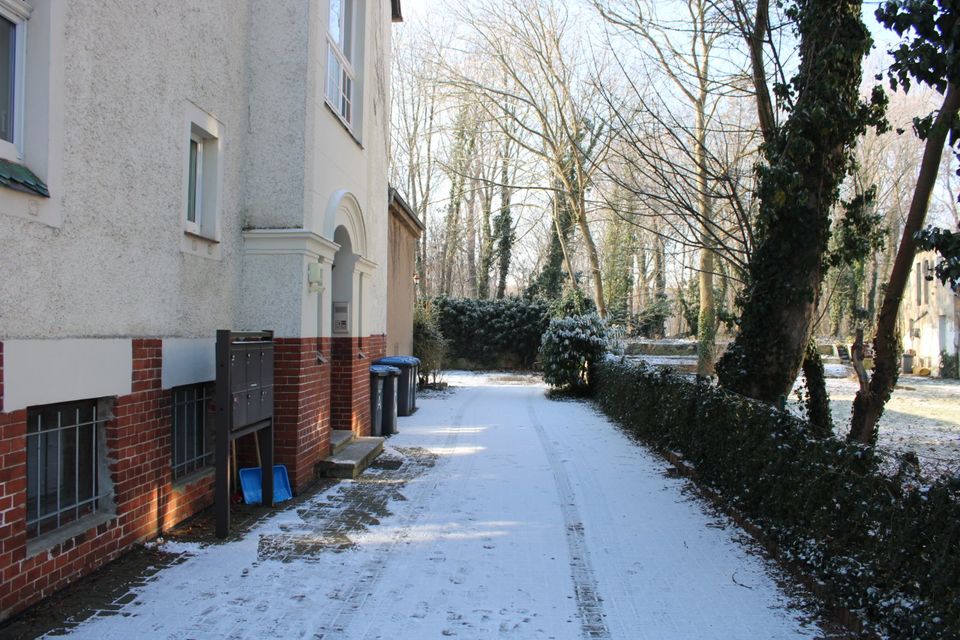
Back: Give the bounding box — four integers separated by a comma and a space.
398, 0, 904, 55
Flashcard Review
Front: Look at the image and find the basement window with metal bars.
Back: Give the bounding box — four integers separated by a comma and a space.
171, 383, 214, 480
26, 399, 109, 539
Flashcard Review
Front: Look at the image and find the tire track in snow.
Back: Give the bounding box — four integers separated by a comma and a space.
322, 385, 482, 639
533, 397, 640, 638
526, 389, 611, 640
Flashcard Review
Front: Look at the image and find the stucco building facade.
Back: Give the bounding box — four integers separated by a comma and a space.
0, 0, 401, 620
386, 188, 424, 356
899, 250, 960, 375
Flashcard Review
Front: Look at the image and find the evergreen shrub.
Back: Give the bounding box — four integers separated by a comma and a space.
432, 297, 550, 369
940, 350, 959, 379
547, 287, 596, 318
594, 357, 959, 640
540, 314, 607, 391
413, 300, 448, 386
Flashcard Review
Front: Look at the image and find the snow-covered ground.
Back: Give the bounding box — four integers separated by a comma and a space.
47, 371, 826, 639
792, 374, 960, 476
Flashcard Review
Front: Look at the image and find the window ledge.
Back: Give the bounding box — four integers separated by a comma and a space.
26, 511, 117, 558
172, 466, 215, 493
0, 158, 50, 198
184, 229, 220, 244
323, 101, 363, 149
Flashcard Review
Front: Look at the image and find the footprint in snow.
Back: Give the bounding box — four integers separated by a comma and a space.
411, 601, 429, 619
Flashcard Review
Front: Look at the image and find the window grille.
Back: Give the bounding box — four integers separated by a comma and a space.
171, 383, 214, 479
26, 399, 107, 539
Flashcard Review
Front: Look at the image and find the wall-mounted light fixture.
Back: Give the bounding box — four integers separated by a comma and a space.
308, 262, 324, 293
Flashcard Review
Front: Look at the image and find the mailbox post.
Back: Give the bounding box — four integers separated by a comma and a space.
215, 330, 275, 539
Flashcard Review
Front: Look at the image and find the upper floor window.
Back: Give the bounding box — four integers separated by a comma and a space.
187, 133, 204, 233
326, 0, 358, 128
182, 105, 223, 246
0, 0, 30, 162
916, 263, 922, 307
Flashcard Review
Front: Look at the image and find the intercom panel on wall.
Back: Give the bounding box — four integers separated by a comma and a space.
333, 301, 350, 334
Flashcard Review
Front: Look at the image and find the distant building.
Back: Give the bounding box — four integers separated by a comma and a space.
0, 0, 403, 620
899, 250, 960, 374
386, 188, 424, 356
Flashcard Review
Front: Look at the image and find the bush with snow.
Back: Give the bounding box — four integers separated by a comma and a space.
540, 314, 608, 391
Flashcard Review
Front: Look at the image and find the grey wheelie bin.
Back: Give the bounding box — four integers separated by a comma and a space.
375, 356, 420, 416
378, 365, 400, 435
369, 365, 393, 436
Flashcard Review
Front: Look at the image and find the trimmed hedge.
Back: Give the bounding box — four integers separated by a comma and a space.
595, 357, 960, 639
433, 297, 550, 369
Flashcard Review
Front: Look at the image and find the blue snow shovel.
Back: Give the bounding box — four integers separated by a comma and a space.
238, 465, 293, 505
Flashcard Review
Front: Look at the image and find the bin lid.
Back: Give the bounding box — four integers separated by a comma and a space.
376, 355, 421, 366
370, 364, 401, 376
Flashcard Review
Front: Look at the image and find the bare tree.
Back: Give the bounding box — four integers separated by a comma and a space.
595, 0, 756, 371
445, 0, 613, 314
391, 19, 446, 295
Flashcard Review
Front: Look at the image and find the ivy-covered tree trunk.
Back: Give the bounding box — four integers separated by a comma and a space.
495, 147, 514, 299
695, 95, 716, 375
439, 117, 475, 297
801, 341, 833, 437
477, 182, 494, 299
715, 0, 874, 402
602, 211, 634, 323
465, 184, 478, 298
849, 82, 960, 444
636, 240, 648, 310
528, 190, 574, 300
653, 237, 666, 338
575, 202, 607, 317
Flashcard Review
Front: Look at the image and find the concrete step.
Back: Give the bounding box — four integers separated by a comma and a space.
316, 437, 385, 479
330, 430, 354, 456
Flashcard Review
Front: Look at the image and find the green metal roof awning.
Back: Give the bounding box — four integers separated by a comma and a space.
0, 158, 49, 197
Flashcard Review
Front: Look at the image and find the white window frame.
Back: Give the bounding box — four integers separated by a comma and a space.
0, 0, 30, 162
186, 132, 203, 235
326, 0, 357, 129
182, 104, 224, 251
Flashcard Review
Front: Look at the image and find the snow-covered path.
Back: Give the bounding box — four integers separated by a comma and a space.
55, 373, 820, 639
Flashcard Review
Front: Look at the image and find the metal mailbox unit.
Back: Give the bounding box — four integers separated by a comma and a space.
215, 330, 275, 538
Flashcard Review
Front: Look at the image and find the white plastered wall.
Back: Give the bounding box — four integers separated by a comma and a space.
302, 0, 391, 339
3, 340, 132, 412
0, 1, 258, 341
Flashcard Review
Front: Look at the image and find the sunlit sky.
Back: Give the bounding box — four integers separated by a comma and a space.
390, 0, 942, 291
398, 0, 902, 57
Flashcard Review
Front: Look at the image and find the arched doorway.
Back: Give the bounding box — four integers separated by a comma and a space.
330, 225, 364, 434
331, 226, 358, 336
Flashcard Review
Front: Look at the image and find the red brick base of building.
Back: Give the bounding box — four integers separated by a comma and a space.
0, 333, 387, 621
331, 334, 387, 436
